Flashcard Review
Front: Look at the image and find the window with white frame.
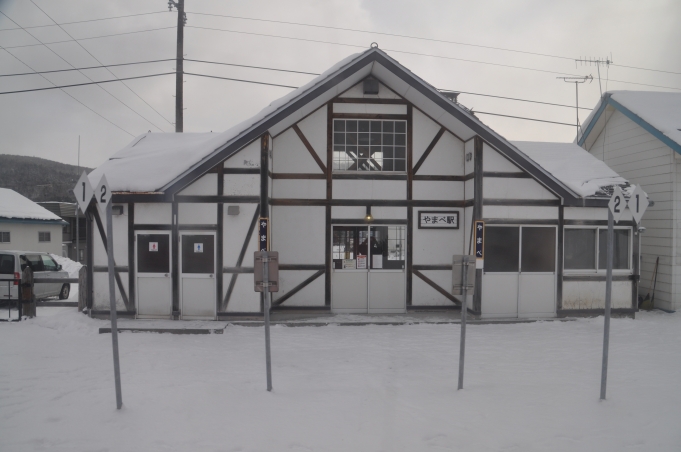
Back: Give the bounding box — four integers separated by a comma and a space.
564, 228, 630, 270
38, 231, 51, 242
0, 231, 9, 243
333, 119, 407, 171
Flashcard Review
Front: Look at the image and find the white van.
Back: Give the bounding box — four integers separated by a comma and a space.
0, 251, 71, 301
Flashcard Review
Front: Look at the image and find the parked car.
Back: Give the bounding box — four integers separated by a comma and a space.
0, 250, 71, 301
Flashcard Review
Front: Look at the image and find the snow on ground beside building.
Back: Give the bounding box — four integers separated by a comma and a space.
1, 309, 680, 452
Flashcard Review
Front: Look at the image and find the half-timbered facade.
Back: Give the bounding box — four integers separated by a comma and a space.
85, 48, 642, 320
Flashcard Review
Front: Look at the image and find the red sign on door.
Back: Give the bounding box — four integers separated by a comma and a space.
149, 242, 158, 252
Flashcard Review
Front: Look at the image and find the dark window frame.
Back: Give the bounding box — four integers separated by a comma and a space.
38, 231, 51, 242
0, 231, 9, 243
332, 119, 408, 172
563, 226, 631, 272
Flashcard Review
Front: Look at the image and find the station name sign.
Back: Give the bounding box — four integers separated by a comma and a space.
418, 211, 459, 229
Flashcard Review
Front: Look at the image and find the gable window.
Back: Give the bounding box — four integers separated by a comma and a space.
333, 119, 407, 171
0, 231, 9, 243
38, 231, 51, 242
564, 227, 630, 270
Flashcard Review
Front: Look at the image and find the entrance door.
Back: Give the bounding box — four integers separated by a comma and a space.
180, 233, 216, 320
481, 226, 556, 318
331, 225, 406, 314
136, 232, 172, 318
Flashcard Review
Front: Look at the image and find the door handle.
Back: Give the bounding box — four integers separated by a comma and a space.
164, 273, 169, 277
210, 274, 214, 278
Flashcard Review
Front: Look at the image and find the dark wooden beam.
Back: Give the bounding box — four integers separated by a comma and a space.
331, 219, 407, 225
483, 199, 560, 206
223, 167, 260, 174
111, 193, 167, 203
564, 219, 636, 226
563, 275, 634, 282
557, 205, 564, 311
293, 124, 326, 174
483, 172, 531, 178
413, 175, 466, 181
133, 224, 173, 231
483, 219, 559, 225
86, 206, 94, 310
406, 104, 413, 306
331, 113, 408, 120
332, 98, 408, 104
269, 198, 470, 207
473, 136, 483, 314
272, 269, 325, 306
128, 203, 135, 312
171, 201, 179, 318
217, 164, 224, 314
413, 127, 445, 175
332, 173, 407, 180
325, 102, 333, 306
174, 195, 260, 203
223, 267, 255, 274
270, 173, 326, 180
412, 269, 460, 305
280, 264, 326, 270
413, 264, 452, 270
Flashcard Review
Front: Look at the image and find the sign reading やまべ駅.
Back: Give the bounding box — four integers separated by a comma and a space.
418, 211, 459, 229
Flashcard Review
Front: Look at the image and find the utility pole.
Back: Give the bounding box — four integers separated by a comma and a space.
557, 75, 592, 140
575, 56, 613, 97
76, 136, 80, 263
168, 0, 186, 132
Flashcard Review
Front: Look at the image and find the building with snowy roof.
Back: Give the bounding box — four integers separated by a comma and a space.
0, 188, 67, 255
579, 91, 681, 312
84, 47, 644, 320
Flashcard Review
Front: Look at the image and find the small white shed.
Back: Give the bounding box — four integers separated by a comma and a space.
84, 48, 643, 320
579, 91, 681, 311
0, 188, 66, 255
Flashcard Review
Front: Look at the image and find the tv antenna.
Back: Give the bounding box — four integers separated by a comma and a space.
575, 56, 613, 96
557, 75, 593, 140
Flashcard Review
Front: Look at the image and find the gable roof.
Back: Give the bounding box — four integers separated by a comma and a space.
0, 188, 66, 223
512, 141, 632, 198
95, 47, 611, 206
578, 91, 681, 155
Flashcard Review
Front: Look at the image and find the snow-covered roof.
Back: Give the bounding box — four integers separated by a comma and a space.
89, 51, 365, 192
610, 91, 681, 146
511, 141, 631, 198
0, 188, 65, 222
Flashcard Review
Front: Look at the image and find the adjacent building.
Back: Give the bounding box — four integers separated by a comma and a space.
37, 202, 87, 262
579, 91, 681, 311
84, 48, 644, 320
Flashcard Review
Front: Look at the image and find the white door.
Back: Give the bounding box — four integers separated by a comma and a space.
180, 233, 216, 320
331, 225, 406, 314
136, 232, 172, 318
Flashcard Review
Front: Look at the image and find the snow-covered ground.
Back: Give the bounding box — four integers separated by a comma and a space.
1, 309, 680, 451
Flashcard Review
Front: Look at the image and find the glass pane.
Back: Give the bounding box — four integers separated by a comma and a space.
383, 160, 394, 171
370, 133, 381, 145
521, 227, 555, 272
383, 121, 394, 132
25, 254, 44, 272
395, 147, 406, 159
333, 120, 345, 132
358, 133, 370, 145
181, 235, 214, 274
598, 229, 630, 269
137, 234, 170, 273
395, 121, 406, 133
484, 227, 519, 272
346, 133, 357, 145
346, 120, 357, 132
564, 229, 596, 269
383, 147, 393, 158
333, 133, 345, 145
370, 121, 381, 132
395, 134, 406, 145
358, 121, 370, 132
383, 133, 393, 145
394, 160, 406, 171
369, 226, 405, 269
334, 227, 368, 269
0, 255, 14, 274
41, 255, 58, 271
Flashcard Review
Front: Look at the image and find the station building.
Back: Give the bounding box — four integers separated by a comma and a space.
85, 47, 644, 320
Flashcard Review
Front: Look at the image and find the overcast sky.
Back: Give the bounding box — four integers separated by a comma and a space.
0, 0, 679, 169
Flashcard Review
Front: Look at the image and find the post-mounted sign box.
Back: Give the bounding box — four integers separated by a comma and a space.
254, 251, 279, 292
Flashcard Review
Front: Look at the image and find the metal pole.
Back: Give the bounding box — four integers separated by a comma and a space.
575, 83, 579, 139
76, 136, 80, 263
458, 256, 468, 390
600, 209, 614, 400
175, 0, 184, 132
263, 251, 273, 391
106, 202, 123, 409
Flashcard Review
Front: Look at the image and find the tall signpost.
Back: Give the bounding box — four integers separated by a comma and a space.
95, 175, 123, 409
601, 186, 647, 400
254, 218, 278, 392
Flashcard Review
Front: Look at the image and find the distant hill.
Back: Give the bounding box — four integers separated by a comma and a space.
0, 154, 92, 202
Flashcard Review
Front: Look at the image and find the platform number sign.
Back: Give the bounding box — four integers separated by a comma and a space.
259, 218, 269, 252
608, 186, 626, 223
627, 185, 649, 224
474, 220, 484, 260
94, 175, 112, 217
74, 171, 93, 214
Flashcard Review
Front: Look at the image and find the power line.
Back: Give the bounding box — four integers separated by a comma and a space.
0, 26, 175, 50
0, 44, 134, 137
186, 11, 575, 62
29, 1, 174, 127
0, 72, 174, 95
442, 89, 592, 110
472, 111, 574, 126
0, 10, 169, 31
186, 25, 585, 77
185, 58, 319, 75
184, 72, 298, 89
0, 58, 175, 77
611, 63, 681, 76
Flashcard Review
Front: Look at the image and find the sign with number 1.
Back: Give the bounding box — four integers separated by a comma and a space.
74, 171, 93, 214
628, 185, 648, 224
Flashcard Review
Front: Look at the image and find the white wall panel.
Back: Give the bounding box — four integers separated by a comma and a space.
271, 206, 325, 264
224, 140, 260, 169
178, 203, 217, 224
371, 206, 407, 219
178, 174, 217, 196
272, 179, 326, 199
135, 203, 171, 224
412, 108, 442, 165
224, 174, 259, 196
296, 107, 327, 166
416, 131, 464, 176
483, 143, 522, 172
412, 270, 453, 306
224, 275, 261, 312
273, 270, 324, 306
333, 103, 407, 114
563, 281, 632, 309
483, 178, 556, 200
483, 206, 558, 219
333, 180, 406, 200
93, 272, 128, 310
413, 181, 464, 200
332, 206, 365, 219
223, 204, 258, 268
0, 223, 62, 255
413, 219, 464, 265
273, 127, 325, 174
464, 139, 475, 175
